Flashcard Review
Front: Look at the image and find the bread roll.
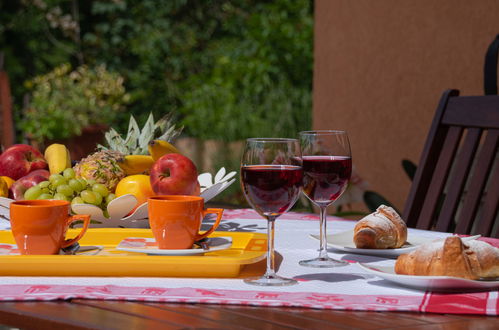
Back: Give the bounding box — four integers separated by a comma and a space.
353, 205, 407, 249
395, 236, 499, 280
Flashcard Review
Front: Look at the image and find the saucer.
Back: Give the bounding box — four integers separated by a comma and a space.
116, 236, 233, 255
0, 243, 102, 256
0, 243, 19, 255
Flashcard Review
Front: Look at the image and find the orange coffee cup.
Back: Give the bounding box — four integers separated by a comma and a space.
10, 200, 91, 255
148, 195, 224, 249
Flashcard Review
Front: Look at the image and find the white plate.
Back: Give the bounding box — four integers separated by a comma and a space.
311, 230, 481, 257
358, 263, 499, 291
116, 236, 233, 256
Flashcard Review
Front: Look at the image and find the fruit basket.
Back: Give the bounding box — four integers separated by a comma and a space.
0, 168, 236, 229
0, 114, 238, 229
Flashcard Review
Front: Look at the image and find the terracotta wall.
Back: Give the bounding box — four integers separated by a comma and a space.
314, 0, 499, 210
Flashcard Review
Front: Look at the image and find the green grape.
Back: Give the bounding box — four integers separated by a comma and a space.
51, 177, 67, 188
85, 179, 96, 186
63, 168, 75, 179
77, 178, 88, 188
37, 181, 50, 189
92, 191, 103, 206
49, 174, 64, 183
53, 193, 68, 201
81, 190, 97, 204
102, 210, 110, 218
71, 196, 84, 204
105, 193, 116, 205
69, 179, 84, 192
41, 187, 51, 194
57, 184, 74, 197
92, 183, 109, 197
24, 186, 42, 200
37, 193, 54, 200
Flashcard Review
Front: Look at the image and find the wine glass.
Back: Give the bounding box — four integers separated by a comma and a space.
240, 138, 303, 286
298, 130, 352, 268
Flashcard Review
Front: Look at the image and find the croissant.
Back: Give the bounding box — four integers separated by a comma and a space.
395, 236, 499, 280
353, 205, 407, 249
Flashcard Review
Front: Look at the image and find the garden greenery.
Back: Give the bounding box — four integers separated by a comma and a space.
0, 0, 313, 142
21, 63, 129, 143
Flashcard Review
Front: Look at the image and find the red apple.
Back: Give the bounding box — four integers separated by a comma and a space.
0, 144, 48, 180
9, 169, 50, 200
150, 154, 199, 195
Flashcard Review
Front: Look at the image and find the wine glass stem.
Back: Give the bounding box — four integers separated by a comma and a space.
264, 216, 277, 277
318, 205, 329, 259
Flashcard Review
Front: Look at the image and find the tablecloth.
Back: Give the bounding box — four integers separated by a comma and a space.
0, 209, 497, 316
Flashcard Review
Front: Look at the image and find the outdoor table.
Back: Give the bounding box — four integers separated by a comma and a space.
0, 209, 498, 329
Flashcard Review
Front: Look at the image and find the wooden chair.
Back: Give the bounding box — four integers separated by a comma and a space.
0, 53, 15, 150
403, 89, 499, 237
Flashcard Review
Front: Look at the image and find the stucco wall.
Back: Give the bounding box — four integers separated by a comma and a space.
314, 0, 499, 210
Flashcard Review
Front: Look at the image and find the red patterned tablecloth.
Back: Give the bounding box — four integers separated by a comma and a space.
0, 209, 497, 316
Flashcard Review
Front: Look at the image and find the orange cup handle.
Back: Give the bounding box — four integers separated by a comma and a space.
61, 214, 91, 248
195, 208, 224, 241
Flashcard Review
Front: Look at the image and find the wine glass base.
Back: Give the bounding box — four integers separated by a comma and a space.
299, 256, 348, 268
244, 274, 298, 286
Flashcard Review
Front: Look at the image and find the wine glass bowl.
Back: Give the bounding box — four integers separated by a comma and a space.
302, 155, 352, 205
299, 130, 352, 268
241, 165, 302, 217
240, 138, 302, 286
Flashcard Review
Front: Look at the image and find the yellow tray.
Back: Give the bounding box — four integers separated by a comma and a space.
0, 229, 267, 277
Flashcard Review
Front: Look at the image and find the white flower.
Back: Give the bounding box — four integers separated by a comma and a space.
198, 167, 237, 192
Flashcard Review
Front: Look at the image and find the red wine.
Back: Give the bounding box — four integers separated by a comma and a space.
302, 156, 352, 205
241, 165, 302, 218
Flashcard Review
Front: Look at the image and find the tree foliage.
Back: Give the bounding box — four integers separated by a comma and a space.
0, 0, 313, 141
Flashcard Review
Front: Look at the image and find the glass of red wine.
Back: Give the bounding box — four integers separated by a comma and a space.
298, 130, 352, 268
240, 138, 303, 286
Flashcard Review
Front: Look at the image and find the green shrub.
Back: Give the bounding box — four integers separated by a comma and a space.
21, 63, 129, 143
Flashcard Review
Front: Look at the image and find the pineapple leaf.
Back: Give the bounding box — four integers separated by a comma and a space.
124, 115, 140, 154
126, 115, 140, 141
138, 113, 155, 151
156, 113, 183, 142
155, 116, 168, 133
102, 129, 119, 149
101, 128, 127, 153
100, 112, 182, 155
109, 133, 128, 154
157, 125, 180, 141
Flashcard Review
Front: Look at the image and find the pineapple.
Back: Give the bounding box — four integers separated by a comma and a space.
73, 150, 126, 191
98, 112, 183, 155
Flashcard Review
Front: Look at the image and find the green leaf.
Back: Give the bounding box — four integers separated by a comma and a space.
363, 191, 399, 214
402, 159, 417, 181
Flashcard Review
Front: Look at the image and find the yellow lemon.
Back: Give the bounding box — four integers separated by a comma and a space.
115, 175, 155, 207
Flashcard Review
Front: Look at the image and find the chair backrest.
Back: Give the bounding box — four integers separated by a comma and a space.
403, 89, 499, 237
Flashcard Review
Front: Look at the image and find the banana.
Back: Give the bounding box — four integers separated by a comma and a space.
0, 177, 8, 197
148, 140, 180, 161
44, 143, 71, 174
117, 155, 155, 175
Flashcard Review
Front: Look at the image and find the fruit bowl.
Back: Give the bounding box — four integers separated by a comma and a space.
0, 168, 236, 229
